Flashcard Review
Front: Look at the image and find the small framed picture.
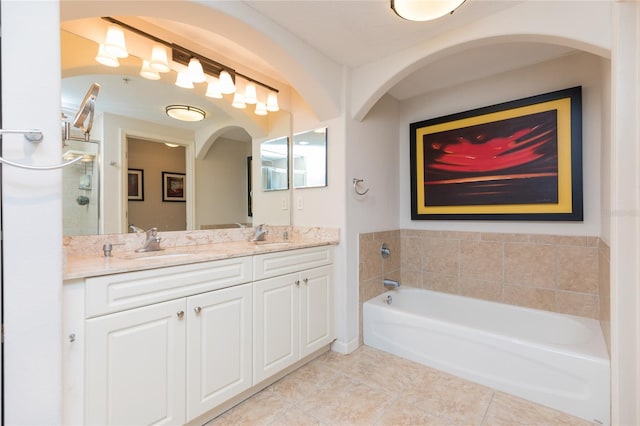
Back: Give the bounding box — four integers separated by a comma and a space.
162, 171, 186, 202
127, 169, 144, 201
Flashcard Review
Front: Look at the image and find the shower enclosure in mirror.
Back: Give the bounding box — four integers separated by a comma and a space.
261, 136, 289, 191
62, 138, 99, 235
293, 128, 327, 188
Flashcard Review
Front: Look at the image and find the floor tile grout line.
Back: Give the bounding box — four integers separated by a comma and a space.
480, 391, 496, 425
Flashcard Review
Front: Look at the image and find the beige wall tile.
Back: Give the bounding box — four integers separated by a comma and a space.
556, 291, 599, 319
459, 278, 503, 302
503, 285, 555, 311
359, 232, 374, 242
441, 230, 481, 240
459, 240, 503, 281
423, 238, 459, 275
373, 230, 400, 241
504, 243, 555, 288
401, 237, 422, 272
400, 269, 423, 288
529, 234, 588, 246
481, 232, 529, 242
557, 246, 598, 293
359, 238, 383, 281
423, 273, 459, 294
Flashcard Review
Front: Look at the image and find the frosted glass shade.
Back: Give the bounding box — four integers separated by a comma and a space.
219, 70, 236, 94
150, 45, 170, 73
266, 91, 279, 112
188, 58, 206, 83
254, 102, 268, 116
175, 70, 194, 89
103, 25, 128, 58
244, 83, 258, 104
165, 105, 205, 122
232, 93, 246, 109
205, 78, 223, 99
390, 0, 465, 21
95, 44, 119, 67
139, 60, 160, 80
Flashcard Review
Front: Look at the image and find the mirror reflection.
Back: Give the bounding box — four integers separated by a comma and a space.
292, 127, 327, 188
61, 24, 292, 236
260, 136, 289, 191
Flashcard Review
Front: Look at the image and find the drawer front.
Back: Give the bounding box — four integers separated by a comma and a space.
253, 246, 333, 281
85, 257, 252, 318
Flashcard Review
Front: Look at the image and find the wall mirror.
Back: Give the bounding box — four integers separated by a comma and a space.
61, 24, 292, 235
260, 136, 289, 191
293, 127, 327, 188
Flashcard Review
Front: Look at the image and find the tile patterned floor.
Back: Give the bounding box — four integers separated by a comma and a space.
207, 345, 596, 426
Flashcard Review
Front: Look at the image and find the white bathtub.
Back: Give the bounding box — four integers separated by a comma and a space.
363, 287, 610, 425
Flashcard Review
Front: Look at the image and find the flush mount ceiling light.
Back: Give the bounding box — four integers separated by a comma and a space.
165, 105, 206, 122
390, 0, 466, 21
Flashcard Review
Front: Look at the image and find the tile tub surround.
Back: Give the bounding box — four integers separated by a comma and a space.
63, 226, 339, 279
359, 229, 608, 345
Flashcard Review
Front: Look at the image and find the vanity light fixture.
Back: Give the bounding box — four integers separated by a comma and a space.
175, 70, 194, 89
150, 44, 170, 73
97, 17, 280, 115
165, 105, 206, 122
390, 0, 466, 21
95, 44, 119, 67
139, 60, 161, 80
254, 102, 268, 116
205, 78, 223, 99
102, 25, 128, 58
187, 57, 206, 83
231, 92, 246, 109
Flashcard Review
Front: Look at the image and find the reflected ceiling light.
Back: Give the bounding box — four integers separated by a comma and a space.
139, 60, 160, 80
165, 105, 206, 122
390, 0, 466, 21
254, 102, 268, 116
175, 70, 194, 89
244, 82, 258, 104
266, 91, 280, 112
165, 143, 180, 148
103, 25, 128, 58
95, 44, 119, 67
187, 57, 206, 83
232, 93, 246, 109
150, 44, 170, 73
219, 70, 236, 94
205, 78, 223, 99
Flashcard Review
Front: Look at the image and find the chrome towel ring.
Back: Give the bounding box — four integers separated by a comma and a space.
353, 178, 370, 195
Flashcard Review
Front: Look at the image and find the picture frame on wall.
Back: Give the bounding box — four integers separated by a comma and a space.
162, 171, 186, 202
127, 169, 144, 201
410, 86, 583, 221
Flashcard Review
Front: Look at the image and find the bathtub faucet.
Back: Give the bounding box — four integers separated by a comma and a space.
383, 279, 399, 289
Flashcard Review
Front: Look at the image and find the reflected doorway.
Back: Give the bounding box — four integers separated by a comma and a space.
127, 137, 186, 232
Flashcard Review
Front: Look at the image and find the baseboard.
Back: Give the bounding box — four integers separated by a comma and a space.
331, 337, 359, 354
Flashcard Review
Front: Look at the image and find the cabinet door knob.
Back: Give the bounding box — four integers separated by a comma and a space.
295, 280, 300, 287
194, 306, 202, 314
177, 310, 185, 319
303, 278, 309, 285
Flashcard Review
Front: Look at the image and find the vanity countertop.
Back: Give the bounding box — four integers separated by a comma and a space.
64, 227, 339, 280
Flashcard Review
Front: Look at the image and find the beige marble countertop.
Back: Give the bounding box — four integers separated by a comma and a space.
64, 226, 339, 280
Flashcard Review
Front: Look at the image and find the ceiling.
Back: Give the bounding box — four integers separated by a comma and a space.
61, 1, 578, 135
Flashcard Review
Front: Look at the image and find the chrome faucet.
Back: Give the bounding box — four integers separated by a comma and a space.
251, 224, 268, 242
135, 227, 162, 253
129, 224, 145, 233
383, 279, 400, 289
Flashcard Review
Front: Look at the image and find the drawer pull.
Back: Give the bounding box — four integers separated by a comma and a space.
177, 310, 185, 319
194, 306, 202, 314
295, 280, 300, 287
303, 278, 309, 285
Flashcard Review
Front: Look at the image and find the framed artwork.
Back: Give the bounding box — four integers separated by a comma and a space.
162, 172, 186, 202
127, 169, 144, 201
410, 86, 583, 221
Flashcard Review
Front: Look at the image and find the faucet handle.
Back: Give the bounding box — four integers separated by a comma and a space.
146, 227, 158, 236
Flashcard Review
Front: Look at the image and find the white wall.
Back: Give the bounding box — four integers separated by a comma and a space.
1, 1, 63, 423
399, 52, 603, 236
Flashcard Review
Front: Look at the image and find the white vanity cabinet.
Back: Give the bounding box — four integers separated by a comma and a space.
63, 244, 334, 426
253, 246, 334, 383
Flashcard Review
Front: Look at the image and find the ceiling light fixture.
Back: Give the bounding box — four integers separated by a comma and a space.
266, 91, 280, 112
95, 44, 120, 67
390, 0, 466, 21
205, 78, 223, 99
175, 70, 194, 89
165, 105, 206, 122
150, 44, 170, 73
254, 102, 268, 116
244, 82, 258, 104
219, 70, 236, 94
187, 57, 206, 83
232, 93, 246, 109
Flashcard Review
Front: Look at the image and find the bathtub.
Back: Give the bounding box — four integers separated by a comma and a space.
363, 287, 610, 425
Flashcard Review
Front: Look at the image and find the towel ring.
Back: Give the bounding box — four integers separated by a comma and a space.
353, 178, 370, 196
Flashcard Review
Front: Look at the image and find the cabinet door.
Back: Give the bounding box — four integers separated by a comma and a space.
300, 265, 334, 357
253, 273, 300, 383
186, 284, 252, 421
85, 299, 186, 426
